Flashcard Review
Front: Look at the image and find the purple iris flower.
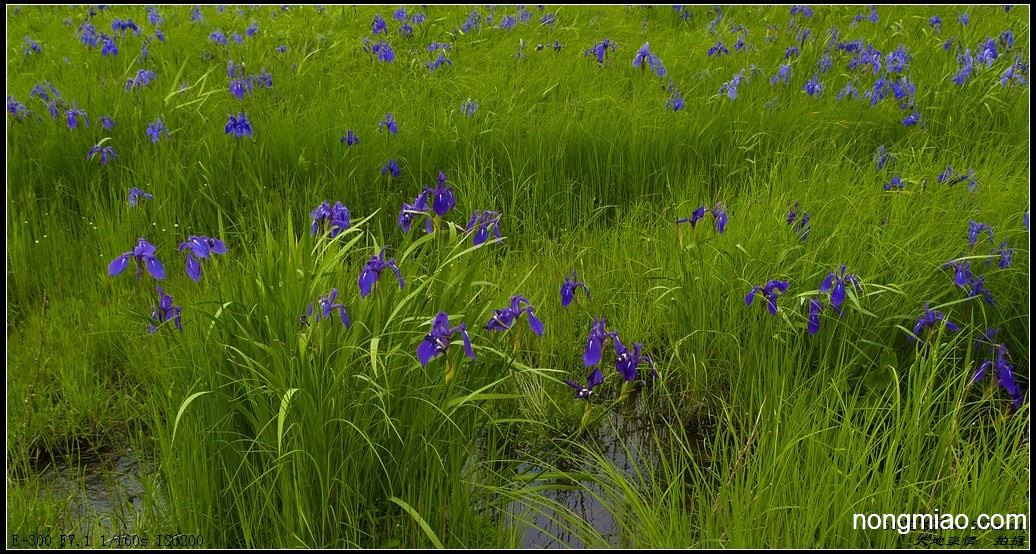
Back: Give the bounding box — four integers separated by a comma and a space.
708, 41, 729, 57
720, 70, 745, 100
7, 96, 28, 121
246, 21, 259, 37
461, 98, 478, 117
378, 112, 397, 135
372, 14, 388, 35
23, 36, 42, 55
911, 303, 959, 342
952, 49, 974, 85
1001, 57, 1027, 86
633, 42, 666, 76
276, 44, 287, 53
100, 34, 118, 56
874, 145, 888, 170
147, 7, 163, 26
465, 210, 502, 245
66, 102, 89, 129
358, 247, 404, 298
431, 171, 455, 217
785, 46, 800, 59
427, 51, 452, 71
417, 312, 475, 366
341, 129, 359, 146
613, 336, 656, 381
399, 188, 434, 234
968, 221, 994, 248
225, 112, 252, 138
807, 296, 824, 335
666, 90, 684, 112
804, 74, 823, 96
148, 285, 182, 334
967, 276, 995, 305
711, 202, 729, 233
372, 41, 395, 63
564, 368, 604, 400
885, 45, 909, 73
676, 206, 708, 228
310, 201, 351, 238
302, 288, 351, 328
125, 68, 157, 91
109, 238, 165, 280
745, 279, 790, 315
972, 344, 1024, 411
942, 259, 976, 288
382, 159, 401, 178
209, 30, 228, 45
976, 38, 999, 67
79, 21, 99, 47
230, 77, 251, 100
129, 187, 152, 207
929, 16, 942, 33
146, 118, 170, 143
584, 318, 618, 367
884, 176, 905, 191
87, 143, 116, 165
561, 271, 590, 307
190, 6, 203, 22
837, 81, 859, 100
820, 264, 862, 314
585, 38, 615, 64
818, 53, 833, 73
734, 34, 746, 51
995, 242, 1014, 269
790, 5, 813, 17
902, 111, 922, 127
485, 296, 544, 336
178, 235, 227, 282
770, 64, 791, 85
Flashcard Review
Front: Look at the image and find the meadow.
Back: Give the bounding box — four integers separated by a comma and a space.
6, 4, 1030, 548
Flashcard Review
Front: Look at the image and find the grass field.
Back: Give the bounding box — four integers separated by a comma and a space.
6, 4, 1030, 548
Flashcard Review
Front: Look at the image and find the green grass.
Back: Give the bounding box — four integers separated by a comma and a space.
7, 4, 1030, 548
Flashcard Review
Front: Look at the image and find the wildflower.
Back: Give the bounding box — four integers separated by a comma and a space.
972, 344, 1024, 411
959, 12, 969, 26
250, 69, 272, 90
302, 288, 351, 328
975, 38, 998, 68
585, 38, 616, 64
886, 45, 909, 73
942, 259, 975, 288
372, 41, 395, 62
461, 98, 478, 117
734, 34, 745, 51
378, 113, 397, 135
87, 143, 116, 165
561, 271, 590, 307
276, 44, 287, 53
1001, 57, 1027, 86
666, 90, 684, 112
929, 16, 942, 33
382, 159, 401, 178
613, 337, 656, 381
79, 21, 99, 47
411, 12, 426, 26
209, 30, 228, 45
584, 318, 618, 367
147, 6, 163, 26
708, 41, 729, 57
358, 247, 404, 298
225, 112, 252, 138
884, 176, 905, 191
148, 285, 182, 334
111, 18, 139, 35
745, 279, 790, 315
146, 118, 170, 143
100, 34, 118, 56
720, 70, 745, 100
499, 15, 516, 30
309, 201, 351, 238
128, 187, 152, 207
29, 82, 60, 102
911, 303, 959, 341
398, 188, 433, 234
790, 5, 814, 17
967, 221, 994, 248
676, 206, 708, 228
820, 264, 862, 314
564, 368, 604, 400
372, 14, 387, 35
807, 296, 823, 335
245, 21, 259, 37
999, 30, 1015, 50
837, 80, 859, 100
461, 10, 480, 34
952, 50, 974, 85
229, 77, 251, 99
427, 50, 451, 71
190, 6, 203, 21
485, 296, 544, 336
465, 210, 502, 245
179, 235, 227, 282
417, 312, 475, 367
804, 74, 822, 96
540, 13, 556, 26
818, 53, 832, 73
7, 96, 29, 120
784, 46, 800, 59
341, 129, 359, 146
431, 171, 455, 217
23, 36, 42, 55
108, 238, 165, 280
770, 64, 791, 85
230, 33, 243, 45
995, 242, 1014, 269
125, 69, 157, 91
874, 145, 888, 171
64, 102, 89, 129
711, 202, 729, 233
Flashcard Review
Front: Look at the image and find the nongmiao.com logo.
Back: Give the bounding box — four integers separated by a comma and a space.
853, 512, 1028, 535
